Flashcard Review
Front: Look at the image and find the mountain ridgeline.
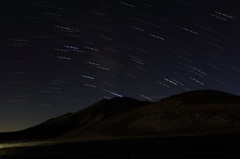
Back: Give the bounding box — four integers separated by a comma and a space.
1, 90, 240, 141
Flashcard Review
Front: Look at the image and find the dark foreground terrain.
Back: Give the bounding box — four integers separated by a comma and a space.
1, 135, 240, 159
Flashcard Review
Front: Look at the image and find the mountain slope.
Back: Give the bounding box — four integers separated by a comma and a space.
0, 97, 150, 140
1, 90, 240, 141
61, 90, 240, 139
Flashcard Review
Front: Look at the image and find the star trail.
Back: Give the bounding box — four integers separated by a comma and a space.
0, 0, 240, 132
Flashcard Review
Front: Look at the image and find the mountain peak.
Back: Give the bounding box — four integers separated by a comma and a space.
96, 97, 151, 106
79, 97, 151, 117
161, 89, 240, 104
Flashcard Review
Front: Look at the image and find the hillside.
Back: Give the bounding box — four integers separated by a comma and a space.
1, 90, 240, 141
0, 97, 150, 140
61, 90, 240, 139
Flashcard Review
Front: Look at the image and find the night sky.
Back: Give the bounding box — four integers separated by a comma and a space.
1, 0, 240, 132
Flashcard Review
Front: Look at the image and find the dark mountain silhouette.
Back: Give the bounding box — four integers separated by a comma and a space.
1, 90, 240, 141
161, 89, 240, 104
0, 97, 150, 140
